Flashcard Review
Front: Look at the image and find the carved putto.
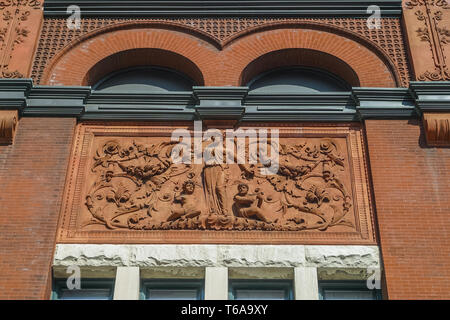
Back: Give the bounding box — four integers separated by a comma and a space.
82, 135, 355, 232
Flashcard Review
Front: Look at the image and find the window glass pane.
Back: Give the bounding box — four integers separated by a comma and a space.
141, 280, 204, 300
94, 67, 194, 93
235, 289, 286, 300
323, 289, 376, 300
248, 67, 350, 93
59, 288, 112, 300
147, 289, 199, 300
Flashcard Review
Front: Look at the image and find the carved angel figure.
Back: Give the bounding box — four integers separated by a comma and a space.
233, 183, 268, 223
167, 180, 202, 221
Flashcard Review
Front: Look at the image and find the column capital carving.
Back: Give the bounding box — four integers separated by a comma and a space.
0, 110, 18, 145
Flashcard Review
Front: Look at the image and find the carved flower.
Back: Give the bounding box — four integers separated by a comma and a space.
320, 139, 334, 154
103, 141, 120, 155
119, 145, 135, 158
304, 186, 330, 207
106, 184, 131, 207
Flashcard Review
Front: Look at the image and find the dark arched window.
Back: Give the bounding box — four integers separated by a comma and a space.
247, 67, 351, 93
93, 66, 195, 93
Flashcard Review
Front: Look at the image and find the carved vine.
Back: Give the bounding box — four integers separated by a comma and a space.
0, 0, 40, 78
83, 138, 355, 232
407, 0, 450, 80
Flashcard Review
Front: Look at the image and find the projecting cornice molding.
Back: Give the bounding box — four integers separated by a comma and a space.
410, 82, 450, 147
0, 79, 32, 109
193, 86, 247, 120
1, 79, 450, 126
352, 88, 416, 119
25, 86, 91, 117
43, 0, 402, 17
410, 82, 450, 113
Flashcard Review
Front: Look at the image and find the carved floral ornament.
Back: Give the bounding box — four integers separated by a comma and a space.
58, 124, 375, 244
406, 0, 450, 81
0, 0, 41, 78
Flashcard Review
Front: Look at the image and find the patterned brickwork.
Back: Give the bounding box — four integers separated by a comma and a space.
31, 17, 410, 87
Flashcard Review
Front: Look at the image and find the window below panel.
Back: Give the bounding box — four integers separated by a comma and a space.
319, 281, 382, 300
229, 280, 293, 300
52, 279, 115, 300
140, 279, 204, 300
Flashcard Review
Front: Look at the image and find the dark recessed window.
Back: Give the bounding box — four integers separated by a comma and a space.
247, 67, 351, 93
229, 280, 293, 300
93, 66, 194, 93
141, 279, 204, 300
52, 278, 115, 300
319, 281, 382, 300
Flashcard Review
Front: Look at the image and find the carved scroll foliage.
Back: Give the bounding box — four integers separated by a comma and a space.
0, 0, 41, 78
407, 0, 450, 80
82, 137, 355, 232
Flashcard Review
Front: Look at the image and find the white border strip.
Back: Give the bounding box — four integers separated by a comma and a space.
54, 244, 380, 269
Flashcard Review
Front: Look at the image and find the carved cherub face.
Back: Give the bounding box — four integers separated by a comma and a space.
238, 183, 249, 195
183, 181, 195, 194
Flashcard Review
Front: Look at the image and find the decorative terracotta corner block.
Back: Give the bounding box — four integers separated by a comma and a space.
0, 110, 18, 144
403, 0, 450, 81
423, 113, 450, 146
0, 0, 43, 78
57, 122, 376, 245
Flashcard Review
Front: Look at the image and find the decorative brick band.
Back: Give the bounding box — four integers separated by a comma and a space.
33, 18, 409, 88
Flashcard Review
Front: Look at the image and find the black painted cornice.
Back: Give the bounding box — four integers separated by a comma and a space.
409, 81, 450, 114
2, 79, 450, 121
352, 87, 416, 119
43, 0, 403, 17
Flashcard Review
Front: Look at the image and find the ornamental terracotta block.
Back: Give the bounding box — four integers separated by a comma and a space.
0, 109, 18, 144
423, 112, 450, 146
0, 0, 43, 78
58, 123, 376, 245
403, 0, 450, 81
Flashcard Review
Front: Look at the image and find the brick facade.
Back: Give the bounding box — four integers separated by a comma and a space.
0, 118, 76, 299
365, 119, 450, 299
0, 0, 448, 300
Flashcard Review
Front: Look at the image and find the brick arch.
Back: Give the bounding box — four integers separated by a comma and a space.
240, 48, 360, 88
218, 28, 397, 87
83, 48, 205, 87
41, 25, 219, 86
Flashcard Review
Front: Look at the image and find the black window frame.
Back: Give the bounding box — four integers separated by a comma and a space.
319, 280, 382, 300
228, 279, 293, 300
52, 278, 115, 300
140, 279, 205, 300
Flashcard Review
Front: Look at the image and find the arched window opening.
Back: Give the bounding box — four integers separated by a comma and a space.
247, 67, 351, 93
93, 66, 195, 93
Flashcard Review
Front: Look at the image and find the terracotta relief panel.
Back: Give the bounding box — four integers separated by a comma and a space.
58, 123, 375, 244
0, 0, 42, 78
404, 0, 450, 80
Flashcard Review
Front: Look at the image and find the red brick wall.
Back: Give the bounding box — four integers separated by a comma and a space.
0, 118, 76, 299
365, 119, 450, 299
42, 25, 397, 88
